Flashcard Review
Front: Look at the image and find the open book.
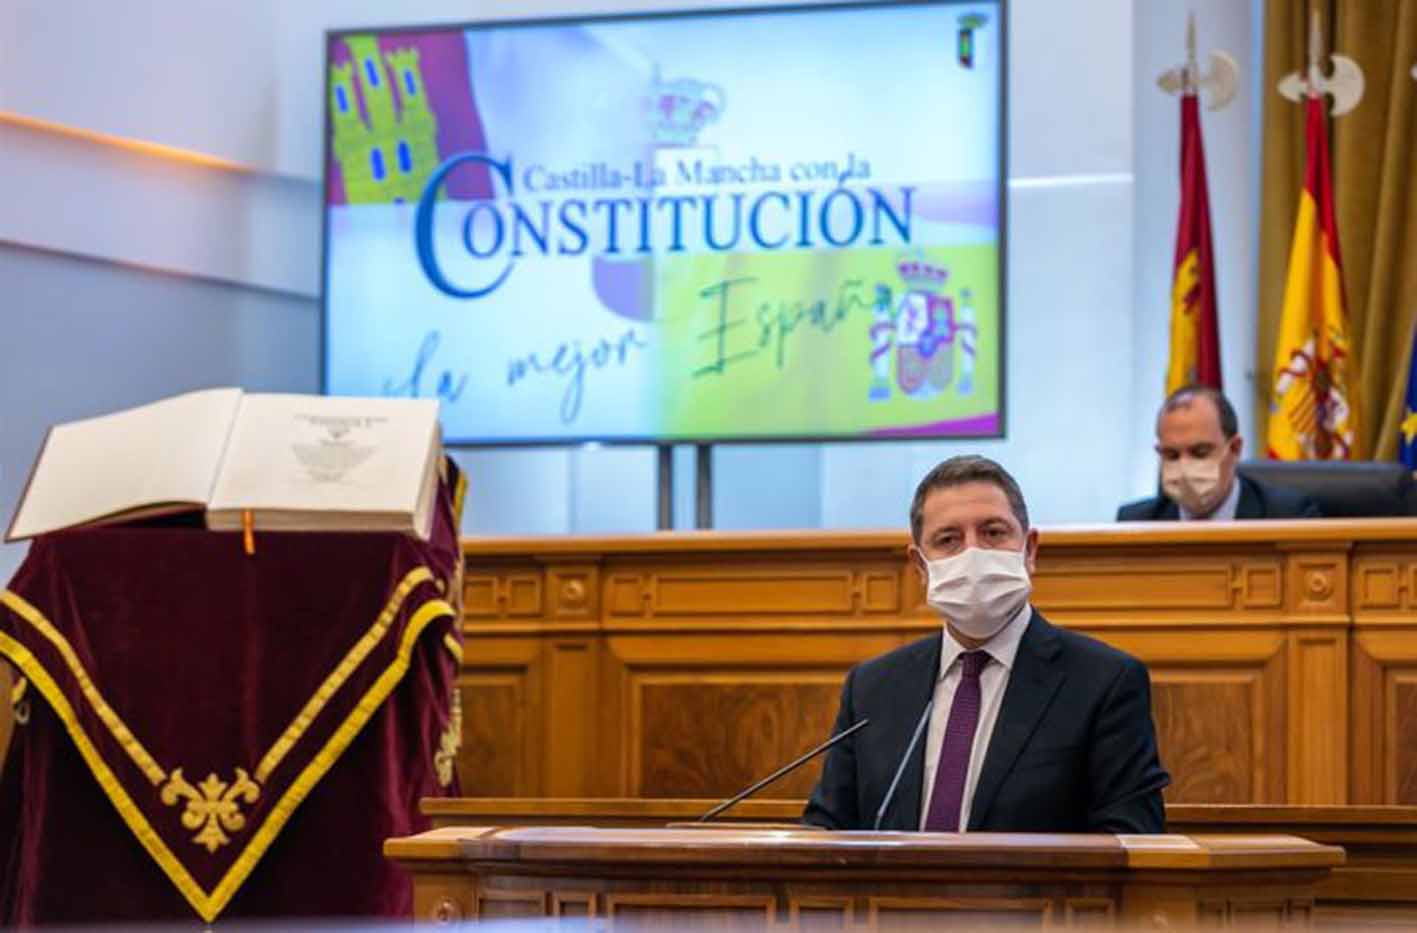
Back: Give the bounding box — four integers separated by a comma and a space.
6, 389, 443, 542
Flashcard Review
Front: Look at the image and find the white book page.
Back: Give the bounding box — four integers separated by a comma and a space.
207, 394, 439, 516
6, 388, 243, 541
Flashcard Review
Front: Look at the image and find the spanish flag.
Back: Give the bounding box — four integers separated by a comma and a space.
1166, 93, 1222, 394
1266, 94, 1359, 460
1399, 322, 1417, 470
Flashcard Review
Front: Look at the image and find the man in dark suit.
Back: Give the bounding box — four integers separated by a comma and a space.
1118, 385, 1321, 521
804, 455, 1170, 834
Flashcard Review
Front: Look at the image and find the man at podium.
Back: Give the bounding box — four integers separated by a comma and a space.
804, 456, 1169, 833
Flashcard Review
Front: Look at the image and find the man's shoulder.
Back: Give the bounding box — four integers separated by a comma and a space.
847, 632, 938, 692
1037, 613, 1146, 678
1245, 475, 1322, 518
1116, 495, 1166, 521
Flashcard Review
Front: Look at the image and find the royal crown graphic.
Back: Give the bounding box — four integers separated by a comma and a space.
645, 66, 725, 147
330, 36, 441, 204
897, 255, 950, 294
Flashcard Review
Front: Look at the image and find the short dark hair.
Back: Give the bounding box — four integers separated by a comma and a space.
1160, 385, 1238, 439
909, 455, 1030, 542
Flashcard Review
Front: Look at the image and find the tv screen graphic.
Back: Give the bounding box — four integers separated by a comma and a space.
323, 1, 1004, 444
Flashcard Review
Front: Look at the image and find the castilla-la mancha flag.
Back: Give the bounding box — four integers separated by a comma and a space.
1266, 94, 1360, 459
1166, 92, 1222, 394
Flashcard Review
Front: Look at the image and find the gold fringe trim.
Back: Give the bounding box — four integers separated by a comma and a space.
0, 589, 166, 785
10, 675, 26, 706
255, 567, 433, 783
442, 633, 463, 664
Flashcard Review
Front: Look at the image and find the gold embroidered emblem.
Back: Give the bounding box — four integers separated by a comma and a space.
434, 689, 462, 788
161, 768, 261, 853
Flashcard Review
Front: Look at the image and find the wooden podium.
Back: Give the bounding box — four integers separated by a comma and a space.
384, 826, 1341, 927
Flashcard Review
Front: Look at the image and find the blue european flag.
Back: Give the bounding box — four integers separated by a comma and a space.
1401, 325, 1417, 469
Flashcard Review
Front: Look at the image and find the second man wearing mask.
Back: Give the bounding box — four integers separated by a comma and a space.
1118, 385, 1321, 521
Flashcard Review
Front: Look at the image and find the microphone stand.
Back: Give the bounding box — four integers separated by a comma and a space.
873, 699, 933, 830
698, 718, 869, 822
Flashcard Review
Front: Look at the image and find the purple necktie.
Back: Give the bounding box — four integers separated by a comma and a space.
924, 650, 988, 832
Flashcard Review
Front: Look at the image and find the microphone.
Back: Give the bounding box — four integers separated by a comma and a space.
873, 699, 933, 830
699, 718, 869, 822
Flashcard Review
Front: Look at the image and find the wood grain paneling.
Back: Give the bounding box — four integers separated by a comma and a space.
422, 798, 1417, 927
1151, 677, 1258, 803
456, 676, 523, 796
632, 676, 841, 798
652, 571, 855, 615
1034, 559, 1238, 610
869, 897, 1051, 928
464, 570, 543, 619
544, 639, 596, 796
388, 826, 1342, 930
1289, 630, 1349, 803
457, 522, 1417, 804
1394, 677, 1417, 805
456, 638, 542, 795
476, 890, 546, 919
791, 897, 853, 927
1351, 628, 1417, 805
605, 894, 774, 927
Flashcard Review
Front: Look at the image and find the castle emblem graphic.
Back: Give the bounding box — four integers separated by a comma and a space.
330, 36, 441, 204
869, 254, 978, 401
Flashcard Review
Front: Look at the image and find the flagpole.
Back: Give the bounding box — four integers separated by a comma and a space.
1156, 15, 1236, 395
1267, 12, 1365, 461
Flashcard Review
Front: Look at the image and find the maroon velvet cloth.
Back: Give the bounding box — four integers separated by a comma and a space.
0, 474, 463, 926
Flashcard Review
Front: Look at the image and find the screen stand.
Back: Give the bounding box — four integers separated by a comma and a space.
695, 444, 713, 529
655, 444, 714, 529
656, 445, 674, 530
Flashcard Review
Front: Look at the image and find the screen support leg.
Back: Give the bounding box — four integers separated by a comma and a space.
695, 443, 713, 529
656, 445, 674, 530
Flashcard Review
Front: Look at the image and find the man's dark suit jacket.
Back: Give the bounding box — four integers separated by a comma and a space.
802, 610, 1170, 833
1116, 475, 1321, 521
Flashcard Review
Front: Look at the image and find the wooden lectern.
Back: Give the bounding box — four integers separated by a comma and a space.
384, 826, 1341, 927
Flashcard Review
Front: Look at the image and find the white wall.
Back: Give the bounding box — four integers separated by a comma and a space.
0, 0, 1263, 582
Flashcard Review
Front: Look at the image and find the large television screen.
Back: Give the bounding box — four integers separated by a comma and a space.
322, 1, 1004, 444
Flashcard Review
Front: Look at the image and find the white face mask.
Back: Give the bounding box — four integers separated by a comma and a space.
1161, 456, 1225, 516
924, 546, 1032, 642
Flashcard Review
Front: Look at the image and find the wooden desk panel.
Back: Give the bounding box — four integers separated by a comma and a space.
386, 825, 1340, 928
1167, 805, 1417, 927
455, 521, 1417, 806
423, 798, 1417, 927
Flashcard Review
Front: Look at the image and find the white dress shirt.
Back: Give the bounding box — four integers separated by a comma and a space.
918, 601, 1032, 830
1178, 474, 1241, 521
